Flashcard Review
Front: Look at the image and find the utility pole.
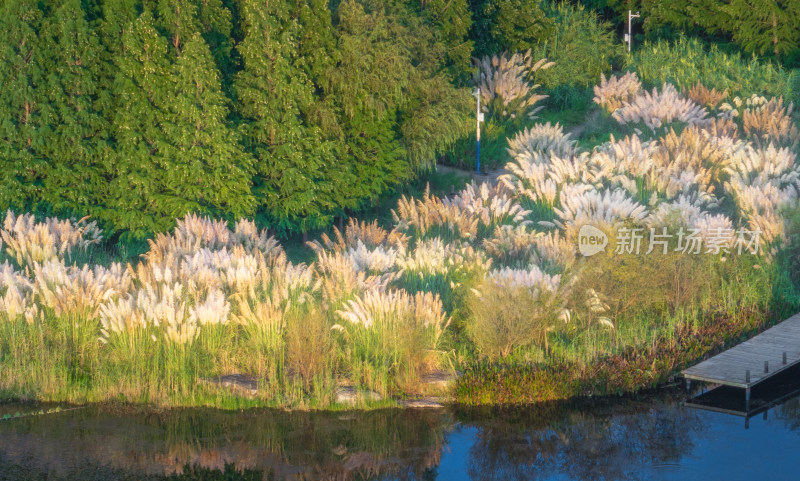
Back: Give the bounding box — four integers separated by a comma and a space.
625, 10, 640, 53
473, 88, 484, 174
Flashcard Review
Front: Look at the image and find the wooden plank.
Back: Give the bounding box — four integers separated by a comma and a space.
681, 312, 800, 388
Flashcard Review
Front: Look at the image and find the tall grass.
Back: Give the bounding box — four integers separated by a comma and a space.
629, 37, 796, 103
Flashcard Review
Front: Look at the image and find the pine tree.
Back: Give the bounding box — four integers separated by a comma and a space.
0, 0, 45, 211
156, 0, 200, 53
100, 0, 140, 55
719, 0, 800, 58
468, 0, 553, 56
108, 13, 253, 237
194, 0, 235, 78
234, 0, 335, 232
414, 0, 473, 75
37, 0, 110, 216
161, 32, 254, 223
107, 12, 174, 235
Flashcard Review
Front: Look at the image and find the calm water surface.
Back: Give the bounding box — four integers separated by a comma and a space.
2, 384, 800, 481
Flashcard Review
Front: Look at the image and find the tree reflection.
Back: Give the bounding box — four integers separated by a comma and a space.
0, 406, 451, 480
461, 397, 703, 481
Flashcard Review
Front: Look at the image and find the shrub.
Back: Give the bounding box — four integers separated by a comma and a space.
467, 265, 564, 359
532, 2, 623, 89
285, 308, 333, 387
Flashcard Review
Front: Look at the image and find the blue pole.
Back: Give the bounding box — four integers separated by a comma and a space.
475, 88, 481, 174
476, 139, 480, 174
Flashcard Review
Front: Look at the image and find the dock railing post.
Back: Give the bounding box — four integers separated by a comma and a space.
745, 387, 751, 412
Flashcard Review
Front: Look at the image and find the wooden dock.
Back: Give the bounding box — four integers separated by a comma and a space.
682, 313, 800, 405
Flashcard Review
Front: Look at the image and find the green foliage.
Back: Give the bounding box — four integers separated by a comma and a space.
0, 0, 471, 238
0, 0, 45, 211
532, 2, 624, 89
107, 13, 253, 237
629, 36, 797, 103
469, 0, 553, 56
691, 0, 800, 60
410, 0, 474, 76
234, 0, 336, 233
467, 281, 562, 360
36, 0, 110, 217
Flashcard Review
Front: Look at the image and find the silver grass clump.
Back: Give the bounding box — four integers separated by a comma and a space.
506, 122, 577, 160
651, 126, 741, 201
742, 97, 800, 149
725, 144, 800, 242
590, 134, 660, 197
646, 195, 733, 242
314, 249, 400, 303
393, 183, 530, 240
135, 282, 199, 345
646, 194, 711, 230
446, 182, 531, 228
335, 289, 449, 331
190, 288, 230, 326
0, 261, 34, 322
33, 259, 132, 321
472, 50, 554, 119
146, 214, 282, 265
485, 265, 561, 293
482, 225, 542, 264
343, 241, 399, 274
309, 218, 408, 253
1, 211, 102, 268
500, 151, 595, 206
593, 72, 642, 113
613, 83, 710, 134
532, 231, 576, 270
546, 185, 649, 236
397, 238, 491, 276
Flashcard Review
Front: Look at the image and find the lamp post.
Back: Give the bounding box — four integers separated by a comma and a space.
473, 87, 484, 174
626, 10, 640, 53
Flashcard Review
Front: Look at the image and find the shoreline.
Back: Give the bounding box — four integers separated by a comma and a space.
3, 305, 793, 413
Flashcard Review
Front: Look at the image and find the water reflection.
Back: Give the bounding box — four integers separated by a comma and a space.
0, 389, 798, 481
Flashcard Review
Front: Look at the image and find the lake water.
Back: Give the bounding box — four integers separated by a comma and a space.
2, 382, 800, 481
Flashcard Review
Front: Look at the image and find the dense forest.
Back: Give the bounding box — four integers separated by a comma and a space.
1, 0, 798, 239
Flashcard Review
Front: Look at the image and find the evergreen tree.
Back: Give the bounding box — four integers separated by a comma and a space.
162, 32, 254, 223
0, 0, 45, 211
411, 0, 474, 76
37, 0, 111, 215
235, 0, 336, 232
108, 12, 252, 236
194, 0, 235, 76
156, 0, 201, 53
718, 0, 800, 58
468, 0, 553, 56
328, 1, 470, 174
100, 0, 140, 54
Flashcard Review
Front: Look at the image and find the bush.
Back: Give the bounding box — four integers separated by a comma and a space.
629, 37, 797, 104
285, 309, 334, 387
532, 2, 623, 89
467, 269, 564, 360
